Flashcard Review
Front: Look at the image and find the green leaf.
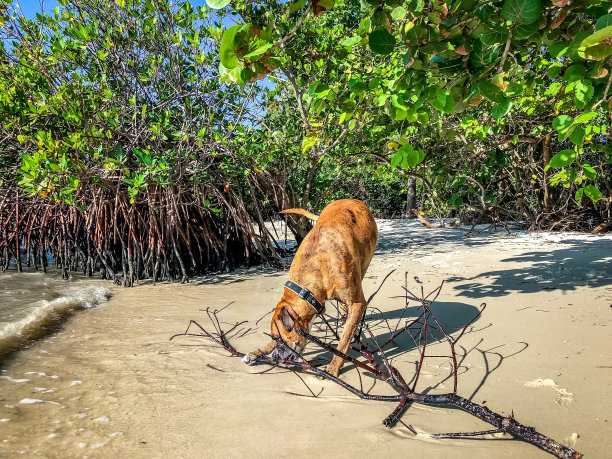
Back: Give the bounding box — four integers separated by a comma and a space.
574, 112, 597, 124
552, 115, 573, 133
350, 79, 367, 94
391, 6, 407, 20
358, 17, 371, 36
569, 125, 585, 146
562, 65, 585, 83
309, 81, 330, 98
443, 93, 455, 114
575, 188, 584, 201
581, 163, 597, 179
220, 25, 241, 69
302, 134, 319, 152
505, 82, 523, 97
502, 0, 542, 25
574, 81, 594, 109
578, 22, 611, 49
549, 42, 569, 58
317, 0, 335, 11
513, 22, 539, 39
340, 36, 362, 47
390, 151, 403, 169
583, 185, 603, 203
241, 43, 273, 62
479, 80, 506, 104
205, 0, 231, 8
596, 14, 612, 31
369, 29, 396, 55
492, 98, 512, 119
289, 0, 307, 13
391, 94, 408, 110
476, 5, 494, 21
547, 64, 563, 79
430, 89, 446, 111
469, 40, 500, 67
403, 148, 425, 168
579, 25, 612, 60
480, 25, 508, 45
368, 77, 382, 89
548, 149, 577, 168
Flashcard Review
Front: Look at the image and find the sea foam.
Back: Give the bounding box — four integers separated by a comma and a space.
0, 285, 113, 357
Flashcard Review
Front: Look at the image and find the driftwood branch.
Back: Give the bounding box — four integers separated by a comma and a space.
171, 274, 583, 459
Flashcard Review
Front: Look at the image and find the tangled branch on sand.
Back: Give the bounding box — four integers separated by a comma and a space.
170, 273, 582, 459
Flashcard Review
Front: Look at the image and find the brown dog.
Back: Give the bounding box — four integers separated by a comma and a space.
242, 199, 378, 377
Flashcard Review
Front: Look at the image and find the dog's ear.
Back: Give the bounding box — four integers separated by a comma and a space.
278, 306, 295, 332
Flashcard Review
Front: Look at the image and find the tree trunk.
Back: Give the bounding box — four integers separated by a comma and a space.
542, 134, 553, 212
406, 177, 417, 218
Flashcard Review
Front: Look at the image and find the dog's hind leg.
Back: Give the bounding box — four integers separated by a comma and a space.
326, 300, 366, 377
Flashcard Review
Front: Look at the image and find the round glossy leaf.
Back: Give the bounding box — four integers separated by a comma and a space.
562, 64, 585, 83
492, 98, 512, 119
552, 115, 573, 133
479, 80, 506, 104
548, 149, 577, 168
505, 82, 523, 97
469, 40, 499, 67
595, 14, 612, 31
549, 42, 569, 58
205, 0, 231, 8
220, 25, 241, 69
480, 25, 508, 45
502, 0, 542, 25
369, 29, 396, 55
574, 81, 594, 109
580, 25, 612, 49
391, 6, 407, 20
513, 22, 539, 39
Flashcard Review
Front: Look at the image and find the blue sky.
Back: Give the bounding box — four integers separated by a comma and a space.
16, 0, 58, 18
17, 0, 274, 89
18, 0, 223, 18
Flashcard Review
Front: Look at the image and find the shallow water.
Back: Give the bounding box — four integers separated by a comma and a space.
0, 271, 113, 359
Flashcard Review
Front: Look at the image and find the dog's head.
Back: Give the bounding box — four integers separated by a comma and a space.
269, 298, 316, 362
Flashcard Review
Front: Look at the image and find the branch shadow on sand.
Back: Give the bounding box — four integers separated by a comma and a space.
447, 241, 612, 298
299, 299, 527, 399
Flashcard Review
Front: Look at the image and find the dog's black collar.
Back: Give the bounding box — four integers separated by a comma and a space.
284, 280, 325, 314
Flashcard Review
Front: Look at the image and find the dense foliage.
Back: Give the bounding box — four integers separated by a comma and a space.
0, 0, 611, 283
0, 0, 285, 283
215, 0, 612, 227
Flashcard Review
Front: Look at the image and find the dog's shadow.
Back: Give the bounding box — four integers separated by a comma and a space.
305, 301, 482, 365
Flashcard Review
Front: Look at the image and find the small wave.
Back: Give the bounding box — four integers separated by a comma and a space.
0, 285, 112, 359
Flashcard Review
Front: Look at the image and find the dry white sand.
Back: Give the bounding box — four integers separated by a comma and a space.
1, 219, 611, 458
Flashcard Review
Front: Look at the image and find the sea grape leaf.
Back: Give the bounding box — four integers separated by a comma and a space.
502, 0, 542, 25
369, 29, 396, 55
548, 149, 577, 168
205, 0, 231, 8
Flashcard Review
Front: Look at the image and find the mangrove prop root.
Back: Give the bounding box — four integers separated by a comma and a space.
171, 274, 583, 459
0, 180, 285, 283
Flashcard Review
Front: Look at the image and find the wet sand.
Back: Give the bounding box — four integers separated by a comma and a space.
1, 220, 611, 458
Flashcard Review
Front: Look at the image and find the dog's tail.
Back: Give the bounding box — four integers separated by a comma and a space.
280, 208, 319, 222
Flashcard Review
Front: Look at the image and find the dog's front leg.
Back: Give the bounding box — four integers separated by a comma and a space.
242, 340, 276, 364
326, 302, 366, 377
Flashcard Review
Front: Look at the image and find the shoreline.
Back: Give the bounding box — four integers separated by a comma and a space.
0, 220, 611, 457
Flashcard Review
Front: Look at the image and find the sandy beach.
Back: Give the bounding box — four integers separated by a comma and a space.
1, 219, 611, 458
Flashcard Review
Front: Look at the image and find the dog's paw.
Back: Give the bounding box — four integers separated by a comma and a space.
242, 353, 258, 365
